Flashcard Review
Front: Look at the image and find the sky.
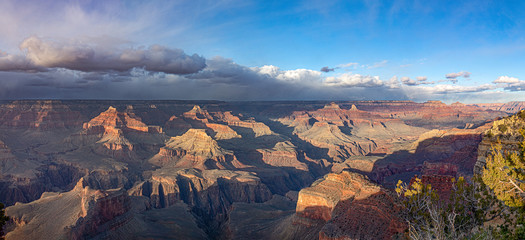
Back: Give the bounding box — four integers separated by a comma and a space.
0, 0, 524, 103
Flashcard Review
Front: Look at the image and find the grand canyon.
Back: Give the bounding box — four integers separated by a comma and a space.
2, 1, 525, 239
0, 100, 523, 239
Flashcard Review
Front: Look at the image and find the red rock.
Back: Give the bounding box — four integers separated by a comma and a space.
296, 171, 406, 239
182, 105, 214, 122
0, 100, 83, 130
5, 178, 131, 240
84, 106, 150, 133
296, 171, 381, 221
205, 123, 241, 140
150, 129, 244, 170
256, 141, 308, 170
318, 191, 405, 240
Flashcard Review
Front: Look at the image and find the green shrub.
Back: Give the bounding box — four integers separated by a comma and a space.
498, 124, 508, 133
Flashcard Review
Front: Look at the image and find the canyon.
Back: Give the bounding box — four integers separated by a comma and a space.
0, 100, 522, 239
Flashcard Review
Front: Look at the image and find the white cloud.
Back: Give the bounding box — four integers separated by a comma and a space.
253, 65, 322, 83
401, 77, 418, 86
275, 69, 322, 83
385, 76, 401, 88
324, 73, 383, 87
416, 76, 427, 81
493, 76, 520, 83
416, 84, 496, 94
493, 76, 525, 91
400, 76, 433, 86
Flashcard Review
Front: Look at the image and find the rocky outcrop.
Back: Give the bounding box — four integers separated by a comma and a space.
256, 141, 308, 170
214, 111, 275, 137
294, 171, 405, 239
279, 102, 426, 161
296, 171, 381, 221
0, 100, 84, 130
76, 106, 166, 158
183, 105, 214, 122
298, 122, 377, 161
205, 123, 241, 140
476, 101, 525, 113
5, 178, 130, 240
279, 102, 377, 129
318, 191, 405, 240
129, 168, 273, 223
150, 129, 243, 169
84, 106, 161, 133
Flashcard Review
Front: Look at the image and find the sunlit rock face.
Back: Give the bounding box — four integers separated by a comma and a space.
295, 171, 405, 240
5, 178, 130, 240
150, 129, 244, 170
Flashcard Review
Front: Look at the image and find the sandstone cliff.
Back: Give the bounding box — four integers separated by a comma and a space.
296, 171, 405, 240
129, 168, 273, 234
150, 129, 243, 169
72, 106, 166, 160
0, 100, 84, 130
5, 178, 130, 240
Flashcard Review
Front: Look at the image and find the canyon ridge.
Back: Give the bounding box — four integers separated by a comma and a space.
0, 100, 523, 240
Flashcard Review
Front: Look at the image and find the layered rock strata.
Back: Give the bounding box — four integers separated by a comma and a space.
5, 178, 130, 240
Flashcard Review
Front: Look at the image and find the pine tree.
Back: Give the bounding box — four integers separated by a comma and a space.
0, 202, 8, 239
482, 131, 525, 208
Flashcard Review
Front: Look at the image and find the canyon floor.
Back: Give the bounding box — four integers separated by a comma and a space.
0, 100, 523, 240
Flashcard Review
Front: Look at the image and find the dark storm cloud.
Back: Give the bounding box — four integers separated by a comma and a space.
320, 66, 335, 72
0, 51, 42, 72
0, 36, 206, 74
186, 57, 261, 85
0, 56, 410, 101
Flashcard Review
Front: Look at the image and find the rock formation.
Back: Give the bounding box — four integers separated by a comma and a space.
5, 178, 130, 240
297, 122, 377, 161
0, 100, 84, 130
296, 171, 382, 221
294, 171, 405, 239
257, 141, 308, 170
129, 168, 272, 216
150, 129, 243, 169
0, 100, 516, 239
205, 123, 241, 140
476, 101, 525, 113
77, 106, 166, 158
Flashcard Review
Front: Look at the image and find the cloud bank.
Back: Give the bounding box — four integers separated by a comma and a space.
0, 37, 523, 103
1, 37, 206, 74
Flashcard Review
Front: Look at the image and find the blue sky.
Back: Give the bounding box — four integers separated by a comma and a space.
0, 0, 524, 103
